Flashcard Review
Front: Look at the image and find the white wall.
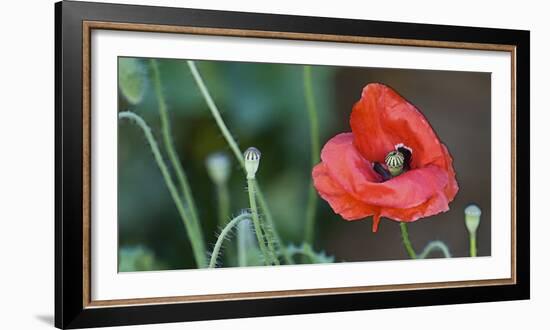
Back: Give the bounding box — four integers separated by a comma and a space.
0, 0, 545, 329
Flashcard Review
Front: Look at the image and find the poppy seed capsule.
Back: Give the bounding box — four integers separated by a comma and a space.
244, 147, 261, 179
464, 204, 481, 235
206, 152, 231, 185
385, 150, 405, 177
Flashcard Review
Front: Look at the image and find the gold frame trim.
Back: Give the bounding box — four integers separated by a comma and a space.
82, 20, 517, 308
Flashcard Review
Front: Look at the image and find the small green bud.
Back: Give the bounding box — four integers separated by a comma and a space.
118, 58, 147, 105
206, 152, 231, 185
244, 147, 261, 179
464, 204, 481, 235
385, 150, 405, 177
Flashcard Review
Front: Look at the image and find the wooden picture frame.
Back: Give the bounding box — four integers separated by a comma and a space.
55, 1, 529, 328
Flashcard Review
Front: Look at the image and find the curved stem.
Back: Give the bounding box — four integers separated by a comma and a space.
418, 241, 452, 259
209, 213, 251, 268
286, 243, 317, 263
187, 60, 292, 264
119, 111, 207, 268
400, 223, 452, 259
150, 59, 205, 253
400, 223, 417, 259
303, 66, 320, 246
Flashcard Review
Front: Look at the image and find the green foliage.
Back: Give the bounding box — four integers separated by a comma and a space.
285, 243, 335, 264
118, 58, 338, 270
265, 171, 305, 241
118, 245, 162, 271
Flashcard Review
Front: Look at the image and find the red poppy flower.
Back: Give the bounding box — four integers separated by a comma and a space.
312, 83, 459, 232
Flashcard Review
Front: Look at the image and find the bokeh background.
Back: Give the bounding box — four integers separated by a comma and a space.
118, 57, 491, 271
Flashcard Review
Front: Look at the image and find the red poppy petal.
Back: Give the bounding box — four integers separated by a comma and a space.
379, 191, 450, 222
350, 83, 449, 169
312, 162, 377, 220
320, 133, 452, 210
441, 144, 459, 201
319, 132, 382, 186
313, 156, 450, 231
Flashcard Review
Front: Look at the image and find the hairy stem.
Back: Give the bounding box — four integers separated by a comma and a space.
258, 207, 280, 265
254, 183, 293, 264
119, 111, 207, 268
400, 223, 417, 259
303, 66, 320, 246
418, 240, 452, 259
187, 60, 292, 264
150, 59, 205, 253
247, 178, 278, 265
237, 219, 253, 267
209, 213, 251, 268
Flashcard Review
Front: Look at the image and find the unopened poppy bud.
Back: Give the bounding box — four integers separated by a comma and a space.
118, 58, 147, 105
244, 147, 261, 179
206, 152, 231, 185
385, 150, 405, 177
464, 204, 481, 235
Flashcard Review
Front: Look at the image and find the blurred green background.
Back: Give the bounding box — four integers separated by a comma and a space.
118, 57, 491, 272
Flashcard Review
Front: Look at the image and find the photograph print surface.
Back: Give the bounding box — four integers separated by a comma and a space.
117, 57, 491, 271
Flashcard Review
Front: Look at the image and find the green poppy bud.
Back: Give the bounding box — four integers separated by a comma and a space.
464, 204, 481, 235
244, 147, 261, 179
118, 58, 147, 105
206, 152, 231, 185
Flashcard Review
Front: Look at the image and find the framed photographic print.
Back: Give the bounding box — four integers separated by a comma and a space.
55, 0, 530, 328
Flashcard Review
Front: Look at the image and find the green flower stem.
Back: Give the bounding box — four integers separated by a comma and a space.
247, 178, 278, 265
254, 183, 293, 264
216, 182, 231, 228
400, 223, 452, 259
469, 235, 477, 257
150, 59, 205, 250
258, 207, 281, 265
464, 205, 481, 257
187, 60, 293, 264
237, 220, 251, 267
418, 241, 452, 259
118, 111, 207, 268
400, 223, 417, 259
303, 65, 320, 246
209, 213, 251, 268
187, 61, 244, 165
